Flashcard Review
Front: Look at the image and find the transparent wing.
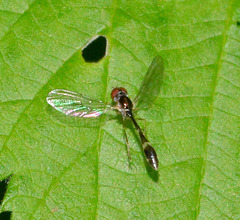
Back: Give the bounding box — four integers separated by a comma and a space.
134, 56, 164, 109
46, 89, 111, 117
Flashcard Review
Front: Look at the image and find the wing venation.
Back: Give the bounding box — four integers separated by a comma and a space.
46, 89, 111, 117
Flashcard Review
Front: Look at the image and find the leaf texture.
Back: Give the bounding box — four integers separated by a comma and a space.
0, 0, 240, 219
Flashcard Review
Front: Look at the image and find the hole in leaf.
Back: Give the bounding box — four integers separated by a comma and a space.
0, 211, 12, 220
0, 176, 12, 204
82, 35, 107, 63
0, 176, 12, 220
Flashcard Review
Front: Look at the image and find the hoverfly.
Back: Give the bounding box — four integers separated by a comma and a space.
47, 56, 164, 170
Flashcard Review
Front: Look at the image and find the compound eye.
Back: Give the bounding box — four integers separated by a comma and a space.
111, 87, 128, 100
111, 88, 120, 100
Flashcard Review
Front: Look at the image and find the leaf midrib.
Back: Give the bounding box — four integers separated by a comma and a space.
94, 0, 118, 218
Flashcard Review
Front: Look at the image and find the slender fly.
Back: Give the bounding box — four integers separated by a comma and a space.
47, 56, 164, 170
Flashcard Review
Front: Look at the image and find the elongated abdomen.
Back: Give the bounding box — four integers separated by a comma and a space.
143, 143, 159, 170
130, 116, 159, 170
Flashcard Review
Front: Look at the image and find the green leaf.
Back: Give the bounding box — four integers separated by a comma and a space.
1, 0, 240, 219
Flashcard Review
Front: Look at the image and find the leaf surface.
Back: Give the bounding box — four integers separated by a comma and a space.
0, 0, 240, 219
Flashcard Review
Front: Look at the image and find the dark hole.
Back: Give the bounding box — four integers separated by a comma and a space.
237, 21, 240, 26
82, 35, 107, 63
0, 176, 12, 220
0, 212, 12, 220
0, 176, 12, 204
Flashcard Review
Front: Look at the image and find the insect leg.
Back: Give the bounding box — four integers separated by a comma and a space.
122, 116, 132, 164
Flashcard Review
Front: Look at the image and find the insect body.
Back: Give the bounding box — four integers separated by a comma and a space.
111, 87, 158, 170
47, 56, 164, 170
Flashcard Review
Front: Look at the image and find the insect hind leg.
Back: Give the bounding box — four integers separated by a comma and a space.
122, 117, 132, 167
